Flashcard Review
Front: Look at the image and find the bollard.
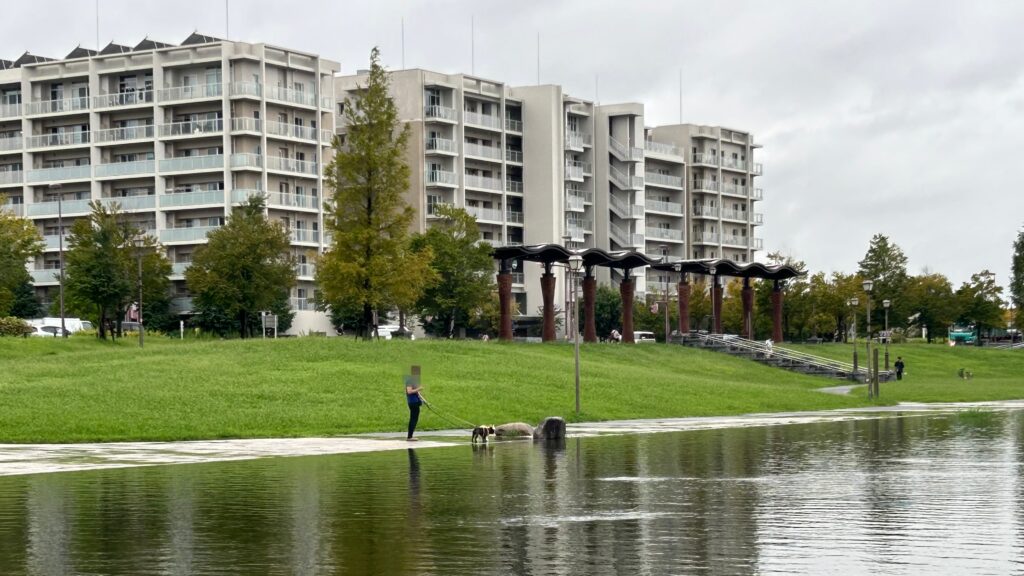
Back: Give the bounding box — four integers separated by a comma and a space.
873, 348, 880, 398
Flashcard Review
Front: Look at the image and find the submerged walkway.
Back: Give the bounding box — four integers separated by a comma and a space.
4, 400, 1024, 477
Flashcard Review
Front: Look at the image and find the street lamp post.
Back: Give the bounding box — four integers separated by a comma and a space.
135, 239, 145, 348
848, 297, 859, 377
863, 279, 874, 397
709, 265, 717, 334
660, 245, 670, 344
50, 183, 67, 338
562, 234, 573, 340
568, 254, 583, 416
883, 299, 891, 371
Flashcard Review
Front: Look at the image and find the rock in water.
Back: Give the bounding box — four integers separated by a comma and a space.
494, 422, 535, 438
533, 417, 566, 440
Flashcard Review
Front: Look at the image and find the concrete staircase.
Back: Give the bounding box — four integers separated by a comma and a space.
678, 333, 892, 383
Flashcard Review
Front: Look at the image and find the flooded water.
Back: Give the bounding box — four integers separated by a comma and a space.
1, 410, 1023, 575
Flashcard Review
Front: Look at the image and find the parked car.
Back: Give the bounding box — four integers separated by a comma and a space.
635, 331, 658, 343
39, 325, 71, 337
377, 325, 415, 340
29, 326, 55, 337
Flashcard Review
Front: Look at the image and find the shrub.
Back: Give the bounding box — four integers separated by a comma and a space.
0, 316, 32, 337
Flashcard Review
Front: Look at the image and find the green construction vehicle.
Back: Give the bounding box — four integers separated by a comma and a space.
948, 325, 977, 345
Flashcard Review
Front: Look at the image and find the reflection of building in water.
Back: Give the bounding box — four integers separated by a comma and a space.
289, 460, 331, 575
165, 472, 196, 576
27, 474, 73, 576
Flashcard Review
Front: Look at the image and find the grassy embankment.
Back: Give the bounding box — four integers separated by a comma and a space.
0, 337, 1020, 443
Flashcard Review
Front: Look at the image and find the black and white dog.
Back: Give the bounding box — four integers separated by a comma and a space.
471, 425, 496, 443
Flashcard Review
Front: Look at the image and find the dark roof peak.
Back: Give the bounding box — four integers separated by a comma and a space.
99, 42, 132, 55
181, 32, 223, 46
65, 46, 98, 59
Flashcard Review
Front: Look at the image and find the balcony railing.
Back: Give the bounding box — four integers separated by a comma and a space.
721, 209, 748, 221
92, 125, 154, 143
692, 205, 720, 218
296, 263, 315, 278
644, 140, 682, 157
464, 174, 502, 191
644, 172, 683, 188
505, 149, 523, 163
24, 96, 90, 116
266, 85, 317, 107
565, 132, 585, 150
230, 153, 263, 169
721, 157, 748, 171
567, 188, 593, 203
752, 163, 763, 175
609, 165, 643, 190
565, 161, 584, 181
464, 142, 502, 160
30, 269, 61, 284
93, 90, 154, 109
94, 160, 155, 178
609, 222, 643, 247
753, 238, 764, 250
98, 195, 157, 211
159, 154, 225, 173
159, 226, 221, 243
696, 232, 720, 244
158, 83, 223, 102
609, 136, 643, 161
566, 224, 586, 242
692, 180, 720, 193
26, 165, 91, 183
506, 210, 523, 223
752, 188, 764, 200
426, 137, 456, 153
42, 234, 65, 251
26, 131, 90, 149
0, 103, 21, 118
158, 118, 224, 138
425, 169, 457, 186
321, 129, 335, 144
230, 82, 262, 98
645, 199, 683, 215
566, 195, 584, 212
0, 170, 24, 186
26, 198, 92, 217
505, 179, 523, 193
290, 229, 320, 243
171, 262, 191, 276
230, 189, 263, 204
0, 137, 22, 152
464, 111, 502, 130
722, 235, 752, 247
266, 156, 319, 176
753, 212, 764, 225
290, 297, 317, 311
267, 191, 319, 209
1, 201, 23, 216
424, 105, 457, 121
505, 118, 523, 132
231, 117, 262, 132
266, 120, 318, 141
692, 152, 719, 166
646, 227, 683, 241
466, 205, 503, 222
161, 190, 225, 208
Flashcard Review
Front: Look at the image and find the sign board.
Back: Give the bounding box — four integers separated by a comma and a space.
261, 312, 278, 339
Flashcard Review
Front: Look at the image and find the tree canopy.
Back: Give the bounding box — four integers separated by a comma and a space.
0, 201, 44, 317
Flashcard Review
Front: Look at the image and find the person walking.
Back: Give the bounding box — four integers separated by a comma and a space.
894, 356, 905, 381
405, 365, 425, 441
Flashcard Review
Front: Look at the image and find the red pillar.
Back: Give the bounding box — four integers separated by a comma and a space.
497, 268, 513, 341
541, 267, 556, 342
620, 275, 635, 343
741, 278, 754, 339
712, 277, 723, 334
677, 278, 691, 334
583, 271, 597, 343
772, 280, 784, 343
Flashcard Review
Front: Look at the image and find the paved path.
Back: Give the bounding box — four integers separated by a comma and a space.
818, 384, 862, 395
5, 400, 1024, 478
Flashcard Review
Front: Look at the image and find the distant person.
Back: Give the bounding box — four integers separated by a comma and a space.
764, 339, 774, 358
405, 365, 425, 441
895, 356, 905, 381
610, 329, 622, 343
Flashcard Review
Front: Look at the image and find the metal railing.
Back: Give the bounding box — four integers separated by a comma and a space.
158, 118, 223, 138
426, 137, 456, 153
464, 142, 502, 160
505, 118, 523, 132
692, 180, 720, 192
752, 163, 763, 175
721, 184, 748, 197
26, 199, 92, 217
753, 213, 764, 225
266, 120, 318, 141
230, 117, 262, 132
30, 269, 60, 284
265, 85, 317, 107
230, 82, 262, 98
566, 195, 584, 212
505, 179, 524, 193
610, 165, 642, 190
159, 154, 224, 173
721, 157, 748, 171
565, 132, 585, 150
609, 136, 643, 161
464, 111, 502, 130
692, 152, 719, 166
25, 96, 90, 116
0, 136, 21, 151
92, 125, 154, 143
699, 334, 869, 378
171, 262, 191, 276
230, 188, 263, 204
464, 174, 503, 191
425, 169, 457, 186
290, 229, 320, 243
26, 131, 90, 149
609, 222, 643, 247
505, 149, 523, 163
98, 195, 156, 211
506, 210, 524, 223
609, 194, 644, 219
0, 103, 22, 118
26, 165, 91, 182
267, 192, 319, 209
94, 160, 155, 178
1, 201, 23, 216
296, 263, 315, 277
230, 153, 263, 169
290, 297, 317, 311
266, 156, 319, 176
645, 227, 683, 241
645, 172, 683, 188
565, 161, 584, 181
424, 105, 457, 121
695, 232, 720, 243
466, 205, 503, 222
93, 90, 154, 108
752, 188, 764, 200
0, 170, 24, 186
691, 205, 719, 218
645, 199, 683, 215
644, 140, 682, 157
721, 209, 747, 221
158, 83, 223, 102
722, 235, 751, 247
161, 189, 225, 208
159, 226, 221, 243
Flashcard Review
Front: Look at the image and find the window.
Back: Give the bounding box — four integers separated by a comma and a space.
337, 103, 345, 115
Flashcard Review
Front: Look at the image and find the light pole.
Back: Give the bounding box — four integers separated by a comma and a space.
863, 279, 874, 397
709, 265, 717, 334
883, 299, 891, 371
568, 253, 583, 416
848, 297, 859, 376
562, 233, 572, 340
135, 238, 145, 348
660, 245, 670, 344
50, 183, 67, 338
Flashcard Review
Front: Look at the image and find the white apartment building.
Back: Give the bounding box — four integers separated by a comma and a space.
0, 34, 338, 335
336, 69, 764, 329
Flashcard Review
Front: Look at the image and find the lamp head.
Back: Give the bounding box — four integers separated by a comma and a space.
883, 299, 891, 308
862, 278, 874, 292
567, 254, 583, 273
850, 297, 859, 307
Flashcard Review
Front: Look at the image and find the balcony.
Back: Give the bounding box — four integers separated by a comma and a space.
0, 170, 24, 186
266, 191, 319, 210
230, 117, 262, 133
644, 140, 683, 158
424, 105, 457, 122
171, 262, 191, 277
30, 268, 60, 285
42, 234, 65, 251
566, 223, 586, 242
466, 205, 503, 222
266, 85, 317, 108
645, 199, 683, 215
321, 130, 335, 144
24, 96, 90, 116
506, 209, 523, 224
98, 195, 157, 211
159, 154, 225, 173
25, 132, 90, 149
464, 111, 502, 130
296, 263, 315, 278
721, 209, 749, 222
692, 205, 719, 218
266, 120, 318, 141
752, 163, 763, 175
565, 161, 585, 182
720, 157, 748, 172
158, 119, 224, 138
722, 235, 753, 248
26, 198, 92, 217
92, 90, 154, 109
721, 184, 748, 197
160, 190, 225, 208
609, 136, 643, 161
230, 82, 262, 99
692, 152, 719, 166
753, 212, 764, 225
0, 103, 21, 119
644, 172, 683, 189
566, 195, 584, 212
158, 83, 223, 103
692, 180, 720, 193
464, 142, 503, 161
752, 188, 764, 200
26, 165, 91, 183
425, 137, 456, 154
505, 118, 523, 132
290, 297, 317, 311
505, 179, 523, 194
567, 187, 593, 204
230, 188, 263, 204
609, 194, 644, 219
92, 125, 155, 144
464, 174, 502, 192
0, 135, 21, 153
425, 169, 457, 187
695, 232, 720, 244
645, 227, 684, 242
565, 132, 585, 151
94, 160, 155, 178
753, 238, 764, 250
160, 226, 221, 243
230, 153, 263, 170
1, 201, 23, 216
505, 149, 523, 164
266, 156, 319, 176
290, 229, 320, 243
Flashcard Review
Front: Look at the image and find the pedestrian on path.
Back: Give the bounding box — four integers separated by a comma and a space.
895, 356, 905, 381
405, 365, 425, 441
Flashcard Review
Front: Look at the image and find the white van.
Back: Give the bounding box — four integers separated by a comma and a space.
35, 317, 86, 333
634, 331, 658, 343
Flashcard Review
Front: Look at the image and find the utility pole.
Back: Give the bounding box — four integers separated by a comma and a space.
50, 183, 67, 338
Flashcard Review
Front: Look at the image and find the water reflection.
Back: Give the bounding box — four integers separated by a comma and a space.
0, 412, 1022, 574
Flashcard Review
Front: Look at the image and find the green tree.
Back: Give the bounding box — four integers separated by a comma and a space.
317, 47, 433, 339
8, 279, 42, 319
1011, 229, 1024, 329
858, 234, 909, 330
411, 205, 490, 338
955, 270, 1005, 343
186, 195, 295, 338
904, 273, 956, 343
594, 284, 622, 340
0, 201, 44, 316
65, 202, 171, 339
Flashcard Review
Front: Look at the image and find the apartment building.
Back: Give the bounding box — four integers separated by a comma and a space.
336, 69, 764, 326
0, 34, 338, 335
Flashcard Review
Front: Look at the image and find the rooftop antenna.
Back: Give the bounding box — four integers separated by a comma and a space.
536, 33, 540, 85
678, 68, 683, 124
225, 0, 229, 40
95, 0, 99, 50
401, 17, 405, 69
470, 15, 475, 75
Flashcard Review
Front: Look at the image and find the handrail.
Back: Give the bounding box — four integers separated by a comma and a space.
699, 333, 873, 376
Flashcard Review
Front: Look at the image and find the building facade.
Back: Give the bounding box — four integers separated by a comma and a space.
1, 34, 338, 334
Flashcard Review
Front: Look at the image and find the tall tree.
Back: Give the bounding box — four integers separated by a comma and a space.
410, 205, 487, 338
904, 273, 956, 343
64, 202, 171, 339
857, 234, 909, 330
0, 201, 44, 317
186, 195, 295, 338
955, 270, 1005, 343
317, 47, 433, 338
1011, 229, 1024, 330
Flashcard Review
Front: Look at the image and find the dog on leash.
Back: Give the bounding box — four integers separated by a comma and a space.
471, 425, 496, 443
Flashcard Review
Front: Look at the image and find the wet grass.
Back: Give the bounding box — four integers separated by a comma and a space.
0, 336, 873, 443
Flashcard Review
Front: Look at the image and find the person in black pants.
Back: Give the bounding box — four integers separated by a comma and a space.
405, 365, 424, 441
894, 356, 905, 381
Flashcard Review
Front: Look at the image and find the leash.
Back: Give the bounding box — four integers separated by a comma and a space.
422, 400, 476, 431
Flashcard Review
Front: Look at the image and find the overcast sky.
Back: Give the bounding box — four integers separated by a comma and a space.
4, 0, 1022, 290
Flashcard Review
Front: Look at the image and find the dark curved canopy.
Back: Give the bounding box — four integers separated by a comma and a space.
492, 245, 660, 270
650, 259, 804, 281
